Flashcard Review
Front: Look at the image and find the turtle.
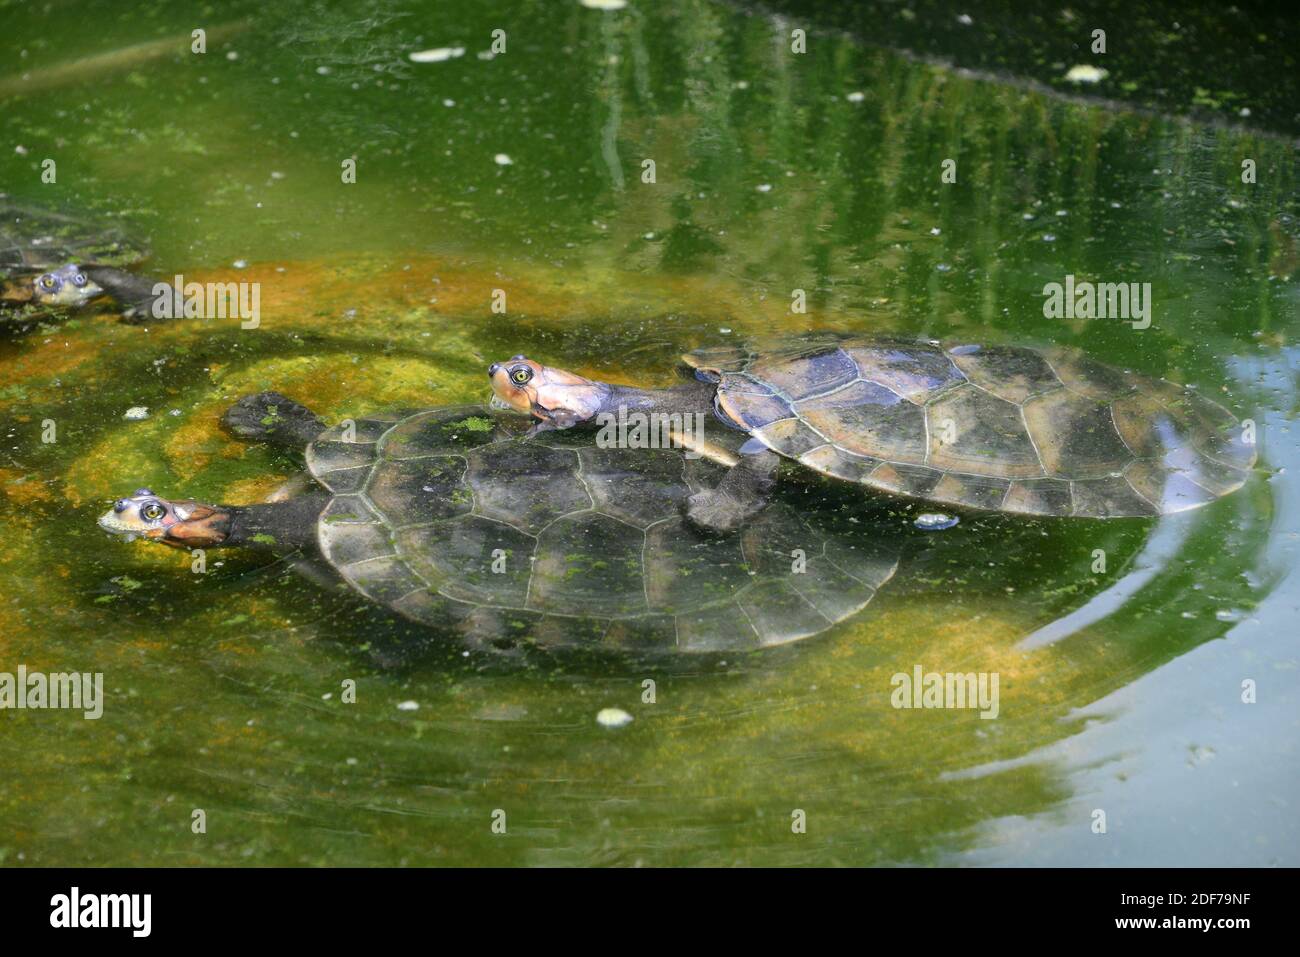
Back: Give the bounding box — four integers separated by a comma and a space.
487, 334, 1257, 531
97, 392, 898, 654
1, 199, 169, 330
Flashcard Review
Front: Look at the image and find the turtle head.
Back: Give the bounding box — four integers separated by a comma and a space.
98, 489, 229, 548
32, 263, 104, 307
487, 354, 609, 426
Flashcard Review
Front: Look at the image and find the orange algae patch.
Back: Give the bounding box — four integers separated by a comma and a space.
0, 469, 58, 505
224, 475, 293, 505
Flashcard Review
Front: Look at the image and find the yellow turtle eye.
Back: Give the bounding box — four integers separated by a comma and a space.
41, 275, 55, 288
511, 368, 532, 384
142, 503, 165, 521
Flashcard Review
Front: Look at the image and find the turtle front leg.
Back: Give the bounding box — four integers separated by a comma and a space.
222, 392, 326, 451
685, 449, 780, 534
524, 409, 586, 437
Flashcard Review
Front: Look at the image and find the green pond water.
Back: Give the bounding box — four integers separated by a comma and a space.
0, 0, 1297, 866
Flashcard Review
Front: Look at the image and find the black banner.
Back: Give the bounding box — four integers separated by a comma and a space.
0, 867, 1284, 942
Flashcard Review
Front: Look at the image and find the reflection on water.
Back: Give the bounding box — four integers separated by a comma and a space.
0, 0, 1295, 866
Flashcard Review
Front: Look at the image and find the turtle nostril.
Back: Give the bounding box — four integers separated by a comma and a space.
114, 499, 129, 513
488, 363, 501, 377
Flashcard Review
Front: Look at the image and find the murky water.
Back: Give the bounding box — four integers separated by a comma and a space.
1, 0, 1296, 866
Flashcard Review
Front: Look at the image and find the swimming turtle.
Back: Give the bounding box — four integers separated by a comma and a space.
1, 199, 166, 329
98, 392, 897, 653
488, 335, 1256, 531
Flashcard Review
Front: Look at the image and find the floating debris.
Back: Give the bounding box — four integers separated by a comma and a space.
581, 0, 628, 10
1064, 65, 1108, 84
0, 20, 250, 96
395, 700, 420, 712
596, 707, 633, 728
846, 91, 866, 103
122, 407, 149, 421
476, 703, 529, 722
409, 47, 465, 64
494, 153, 513, 166
914, 512, 960, 531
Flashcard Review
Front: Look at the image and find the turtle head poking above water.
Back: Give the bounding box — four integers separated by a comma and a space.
99, 489, 229, 547
32, 263, 103, 307
487, 354, 611, 428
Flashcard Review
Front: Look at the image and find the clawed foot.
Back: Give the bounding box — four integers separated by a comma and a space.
524, 421, 555, 438
222, 391, 324, 448
525, 414, 583, 437
223, 392, 291, 439
685, 488, 762, 534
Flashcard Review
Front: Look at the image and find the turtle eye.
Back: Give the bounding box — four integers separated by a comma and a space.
510, 367, 532, 385
134, 488, 154, 496
141, 502, 165, 522
73, 273, 87, 286
40, 275, 56, 288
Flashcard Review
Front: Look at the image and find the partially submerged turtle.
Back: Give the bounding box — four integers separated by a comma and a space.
488, 335, 1256, 530
98, 392, 897, 653
1, 200, 166, 329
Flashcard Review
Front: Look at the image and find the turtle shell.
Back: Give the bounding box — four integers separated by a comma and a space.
304, 405, 897, 653
685, 336, 1255, 518
0, 200, 149, 284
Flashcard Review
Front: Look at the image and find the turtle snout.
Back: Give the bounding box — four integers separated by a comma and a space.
114, 499, 131, 513
488, 363, 501, 378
